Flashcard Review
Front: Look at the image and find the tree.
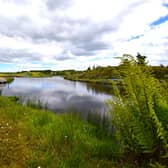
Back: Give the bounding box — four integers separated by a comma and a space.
87, 66, 91, 71
136, 52, 147, 66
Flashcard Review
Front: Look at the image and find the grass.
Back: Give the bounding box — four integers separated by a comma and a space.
6, 77, 14, 83
0, 96, 123, 168
64, 76, 125, 91
0, 71, 53, 78
0, 73, 24, 77
0, 77, 14, 84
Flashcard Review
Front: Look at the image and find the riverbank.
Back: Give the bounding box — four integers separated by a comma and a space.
64, 76, 124, 87
0, 77, 14, 84
0, 96, 124, 168
64, 76, 113, 84
0, 71, 53, 78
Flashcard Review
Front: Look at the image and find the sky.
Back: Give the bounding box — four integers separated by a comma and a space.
0, 0, 168, 72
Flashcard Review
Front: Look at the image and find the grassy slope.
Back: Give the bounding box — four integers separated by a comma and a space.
0, 96, 123, 168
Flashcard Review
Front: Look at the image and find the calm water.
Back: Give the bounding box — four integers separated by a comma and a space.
0, 77, 112, 118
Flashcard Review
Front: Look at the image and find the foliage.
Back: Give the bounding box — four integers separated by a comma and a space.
108, 55, 168, 167
151, 66, 168, 80
62, 54, 167, 88
136, 52, 148, 66
0, 53, 168, 167
6, 77, 14, 83
64, 66, 120, 81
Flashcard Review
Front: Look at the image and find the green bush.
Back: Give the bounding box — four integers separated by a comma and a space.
108, 56, 168, 166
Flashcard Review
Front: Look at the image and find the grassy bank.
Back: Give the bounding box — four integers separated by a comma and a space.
6, 77, 14, 83
64, 77, 113, 85
0, 77, 14, 84
0, 72, 48, 78
0, 70, 53, 78
0, 96, 123, 168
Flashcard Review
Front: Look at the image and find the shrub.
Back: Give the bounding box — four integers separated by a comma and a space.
108, 56, 168, 166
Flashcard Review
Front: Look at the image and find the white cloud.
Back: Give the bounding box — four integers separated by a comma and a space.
111, 20, 168, 65
0, 0, 168, 71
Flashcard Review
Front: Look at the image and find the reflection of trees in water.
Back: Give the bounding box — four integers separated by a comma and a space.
67, 95, 106, 118
0, 83, 7, 96
87, 111, 115, 136
86, 83, 114, 95
71, 80, 77, 88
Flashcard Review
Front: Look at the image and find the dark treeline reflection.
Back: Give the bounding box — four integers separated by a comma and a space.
86, 83, 114, 95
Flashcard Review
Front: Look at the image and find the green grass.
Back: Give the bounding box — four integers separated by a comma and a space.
0, 77, 14, 84
6, 77, 14, 83
0, 73, 24, 77
0, 71, 53, 78
0, 96, 122, 168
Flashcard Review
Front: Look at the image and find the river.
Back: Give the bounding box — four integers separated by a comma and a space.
0, 77, 112, 118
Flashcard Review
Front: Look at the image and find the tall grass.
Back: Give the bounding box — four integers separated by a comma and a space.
0, 96, 120, 168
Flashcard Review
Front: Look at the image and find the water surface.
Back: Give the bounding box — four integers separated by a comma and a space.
1, 77, 112, 118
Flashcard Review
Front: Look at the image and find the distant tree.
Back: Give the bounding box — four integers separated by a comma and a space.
160, 64, 164, 68
92, 65, 96, 70
136, 52, 147, 66
87, 66, 91, 71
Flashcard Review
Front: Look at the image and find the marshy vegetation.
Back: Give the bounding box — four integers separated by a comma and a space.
0, 55, 168, 167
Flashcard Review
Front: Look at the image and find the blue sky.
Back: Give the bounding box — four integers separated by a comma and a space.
0, 0, 168, 72
150, 14, 168, 26
0, 63, 17, 72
